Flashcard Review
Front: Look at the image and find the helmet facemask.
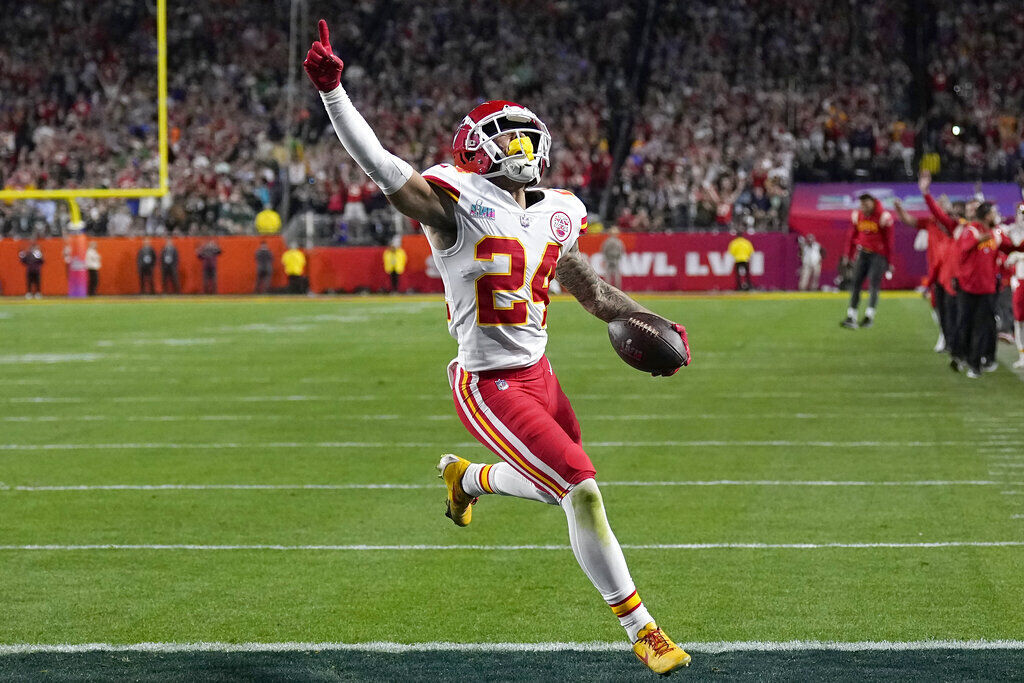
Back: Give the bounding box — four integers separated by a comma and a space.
456, 106, 551, 186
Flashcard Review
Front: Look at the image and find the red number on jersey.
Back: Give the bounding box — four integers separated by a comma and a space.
530, 242, 561, 327
475, 237, 529, 325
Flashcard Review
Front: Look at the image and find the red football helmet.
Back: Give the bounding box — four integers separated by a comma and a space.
452, 100, 551, 186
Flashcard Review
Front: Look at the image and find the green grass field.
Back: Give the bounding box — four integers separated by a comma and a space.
1, 294, 1022, 679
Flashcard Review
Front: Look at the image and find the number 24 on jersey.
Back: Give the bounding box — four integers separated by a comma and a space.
475, 236, 561, 327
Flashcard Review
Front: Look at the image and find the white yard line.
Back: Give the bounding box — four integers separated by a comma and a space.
0, 542, 1021, 552
3, 480, 1019, 492
0, 353, 105, 364
1, 639, 1022, 655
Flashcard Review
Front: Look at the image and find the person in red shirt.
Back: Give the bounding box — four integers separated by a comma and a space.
840, 193, 894, 329
951, 203, 1022, 377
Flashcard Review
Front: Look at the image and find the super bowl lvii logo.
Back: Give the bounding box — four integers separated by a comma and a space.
470, 202, 496, 220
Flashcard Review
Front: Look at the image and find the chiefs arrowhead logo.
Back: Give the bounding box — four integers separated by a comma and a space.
550, 211, 572, 243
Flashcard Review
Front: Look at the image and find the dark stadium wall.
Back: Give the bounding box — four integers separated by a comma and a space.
0, 237, 287, 296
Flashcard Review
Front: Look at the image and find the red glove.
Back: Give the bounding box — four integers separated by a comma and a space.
652, 323, 690, 376
303, 19, 345, 92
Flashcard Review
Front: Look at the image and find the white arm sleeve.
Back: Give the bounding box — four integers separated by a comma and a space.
320, 85, 413, 195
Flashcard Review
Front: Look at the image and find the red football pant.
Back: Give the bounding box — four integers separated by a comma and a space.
451, 356, 596, 501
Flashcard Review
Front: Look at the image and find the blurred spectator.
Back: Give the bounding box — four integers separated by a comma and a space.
197, 239, 221, 294
160, 238, 179, 293
601, 227, 625, 289
282, 244, 307, 294
85, 241, 101, 295
798, 234, 824, 291
18, 239, 44, 298
382, 238, 407, 293
254, 239, 273, 293
62, 236, 71, 276
137, 237, 156, 294
727, 230, 754, 291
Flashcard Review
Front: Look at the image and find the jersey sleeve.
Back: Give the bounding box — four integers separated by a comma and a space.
421, 164, 464, 206
560, 193, 590, 257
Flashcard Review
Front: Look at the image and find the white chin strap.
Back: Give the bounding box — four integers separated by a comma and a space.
499, 157, 541, 185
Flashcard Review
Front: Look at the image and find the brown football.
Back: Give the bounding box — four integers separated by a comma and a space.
607, 312, 687, 374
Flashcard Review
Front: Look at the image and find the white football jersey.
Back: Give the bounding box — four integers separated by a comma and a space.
422, 163, 588, 372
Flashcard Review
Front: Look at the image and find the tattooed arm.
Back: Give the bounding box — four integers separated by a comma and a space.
556, 243, 690, 371
555, 243, 653, 322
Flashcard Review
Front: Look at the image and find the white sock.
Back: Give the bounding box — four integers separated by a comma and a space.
847, 307, 857, 319
1015, 321, 1024, 354
865, 307, 876, 319
561, 479, 654, 642
462, 462, 557, 505
931, 309, 940, 325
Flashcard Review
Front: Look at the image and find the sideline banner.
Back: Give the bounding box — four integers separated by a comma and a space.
311, 233, 804, 293
2, 229, 935, 297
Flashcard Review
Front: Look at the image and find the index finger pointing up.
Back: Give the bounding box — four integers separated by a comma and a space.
318, 19, 331, 51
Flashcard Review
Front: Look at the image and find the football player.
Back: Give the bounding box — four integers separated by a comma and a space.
305, 20, 691, 674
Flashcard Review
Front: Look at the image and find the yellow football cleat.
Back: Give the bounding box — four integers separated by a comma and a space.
632, 623, 691, 675
437, 454, 476, 527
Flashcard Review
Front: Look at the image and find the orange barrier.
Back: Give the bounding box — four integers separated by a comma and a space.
0, 236, 288, 296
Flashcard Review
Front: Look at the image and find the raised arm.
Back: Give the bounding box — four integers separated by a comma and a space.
304, 20, 456, 247
892, 197, 914, 227
918, 170, 956, 234
556, 244, 690, 369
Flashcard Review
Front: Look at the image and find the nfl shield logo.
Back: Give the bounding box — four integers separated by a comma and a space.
520, 214, 532, 227
495, 379, 509, 391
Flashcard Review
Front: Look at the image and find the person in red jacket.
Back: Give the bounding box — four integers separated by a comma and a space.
840, 193, 894, 329
952, 203, 1022, 377
893, 196, 951, 351
918, 170, 981, 356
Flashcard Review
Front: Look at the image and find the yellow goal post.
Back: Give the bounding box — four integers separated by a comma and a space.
0, 0, 168, 204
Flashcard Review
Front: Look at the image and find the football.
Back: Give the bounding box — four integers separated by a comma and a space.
608, 312, 687, 375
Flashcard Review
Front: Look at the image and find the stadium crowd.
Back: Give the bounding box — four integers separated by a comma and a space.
1, 0, 1022, 241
